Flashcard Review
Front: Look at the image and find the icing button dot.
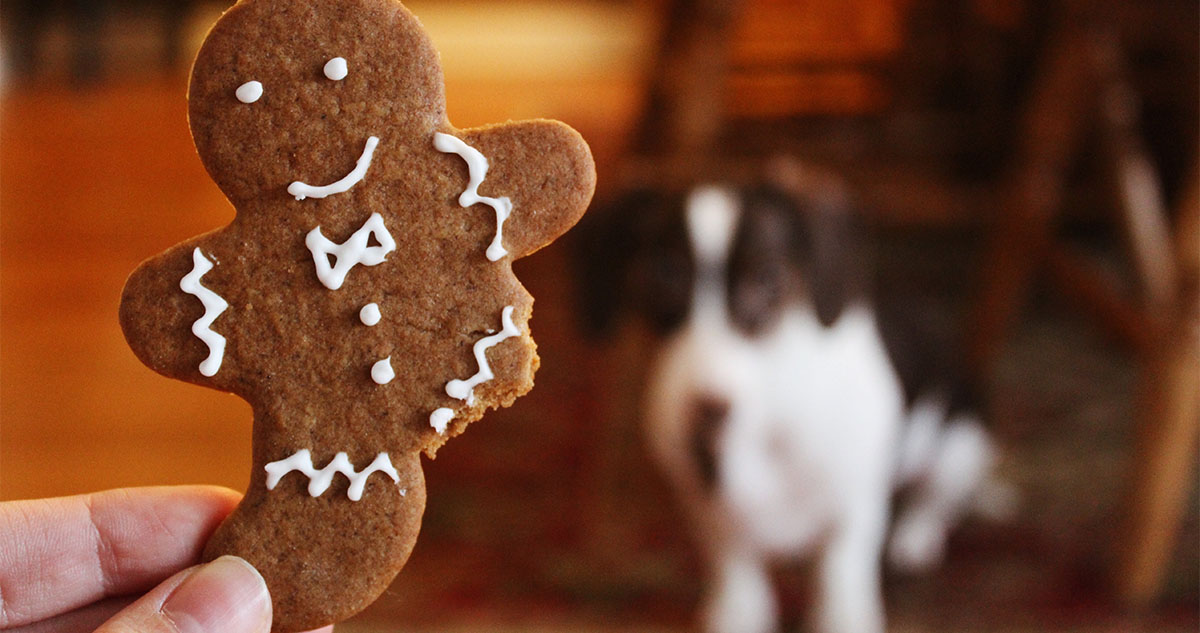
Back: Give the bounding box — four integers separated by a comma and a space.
324, 57, 348, 81
359, 302, 381, 326
235, 81, 263, 103
371, 357, 395, 385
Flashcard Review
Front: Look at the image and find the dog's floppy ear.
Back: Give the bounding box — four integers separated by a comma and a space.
770, 158, 867, 328
807, 187, 866, 327
729, 185, 797, 335
570, 189, 667, 337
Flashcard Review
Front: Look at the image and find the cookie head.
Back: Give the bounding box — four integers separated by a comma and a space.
188, 0, 446, 204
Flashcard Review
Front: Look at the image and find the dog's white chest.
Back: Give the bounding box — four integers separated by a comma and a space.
646, 301, 904, 555
730, 305, 903, 551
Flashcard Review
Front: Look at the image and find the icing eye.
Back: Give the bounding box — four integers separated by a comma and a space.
324, 57, 348, 81
236, 81, 263, 104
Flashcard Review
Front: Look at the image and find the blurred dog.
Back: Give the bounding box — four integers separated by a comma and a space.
577, 166, 1004, 633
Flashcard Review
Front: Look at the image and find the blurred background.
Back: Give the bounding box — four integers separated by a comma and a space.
0, 0, 1196, 631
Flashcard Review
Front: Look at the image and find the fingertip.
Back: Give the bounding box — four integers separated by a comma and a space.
182, 484, 243, 512
96, 484, 241, 514
96, 556, 271, 633
161, 556, 272, 633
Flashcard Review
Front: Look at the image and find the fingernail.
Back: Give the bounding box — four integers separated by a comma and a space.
163, 555, 271, 633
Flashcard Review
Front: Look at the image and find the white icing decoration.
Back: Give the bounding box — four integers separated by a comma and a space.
359, 302, 381, 326
430, 408, 454, 434
179, 248, 229, 377
288, 136, 379, 200
264, 449, 400, 501
236, 81, 262, 104
306, 212, 395, 290
324, 57, 348, 81
445, 305, 519, 405
433, 132, 512, 261
371, 357, 395, 385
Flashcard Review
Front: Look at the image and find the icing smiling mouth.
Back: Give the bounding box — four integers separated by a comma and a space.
288, 135, 380, 200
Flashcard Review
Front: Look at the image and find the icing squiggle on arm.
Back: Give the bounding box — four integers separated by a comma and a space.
179, 248, 229, 377
306, 212, 396, 290
288, 136, 379, 200
433, 132, 512, 261
265, 449, 403, 501
428, 305, 520, 433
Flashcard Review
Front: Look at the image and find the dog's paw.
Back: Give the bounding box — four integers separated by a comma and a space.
887, 509, 948, 573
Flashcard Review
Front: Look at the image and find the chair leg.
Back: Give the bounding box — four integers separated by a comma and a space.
1114, 167, 1200, 609
1115, 329, 1200, 608
631, 0, 743, 161
964, 25, 1104, 379
69, 0, 104, 84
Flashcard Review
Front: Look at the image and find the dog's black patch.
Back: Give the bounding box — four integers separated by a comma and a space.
634, 205, 695, 335
688, 395, 729, 493
874, 297, 987, 422
571, 189, 693, 337
727, 186, 795, 336
795, 190, 868, 329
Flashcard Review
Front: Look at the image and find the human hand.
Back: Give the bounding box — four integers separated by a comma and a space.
0, 486, 334, 633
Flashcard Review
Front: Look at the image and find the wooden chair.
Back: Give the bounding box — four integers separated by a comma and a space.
623, 0, 905, 184
5, 0, 195, 82
963, 3, 1199, 609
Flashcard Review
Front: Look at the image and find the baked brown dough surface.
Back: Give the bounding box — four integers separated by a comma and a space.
118, 0, 595, 629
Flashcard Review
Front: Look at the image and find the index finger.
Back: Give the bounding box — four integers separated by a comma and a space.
0, 486, 240, 628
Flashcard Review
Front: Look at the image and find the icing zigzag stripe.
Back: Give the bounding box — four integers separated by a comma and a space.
433, 132, 512, 261
445, 305, 520, 403
429, 305, 520, 434
265, 449, 402, 501
179, 248, 229, 377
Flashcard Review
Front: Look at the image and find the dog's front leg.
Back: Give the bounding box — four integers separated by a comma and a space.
701, 544, 778, 633
813, 505, 888, 633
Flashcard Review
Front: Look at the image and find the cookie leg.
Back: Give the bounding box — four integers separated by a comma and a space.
204, 447, 426, 633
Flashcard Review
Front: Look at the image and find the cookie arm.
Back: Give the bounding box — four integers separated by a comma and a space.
461, 119, 596, 260
119, 236, 232, 387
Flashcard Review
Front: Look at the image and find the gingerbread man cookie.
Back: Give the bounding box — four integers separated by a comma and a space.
118, 0, 595, 629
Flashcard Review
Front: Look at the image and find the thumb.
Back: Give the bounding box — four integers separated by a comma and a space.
96, 555, 272, 633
